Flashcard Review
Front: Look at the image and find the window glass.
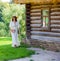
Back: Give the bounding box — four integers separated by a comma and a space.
42, 9, 49, 27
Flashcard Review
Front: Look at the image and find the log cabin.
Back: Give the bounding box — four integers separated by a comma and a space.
13, 0, 60, 51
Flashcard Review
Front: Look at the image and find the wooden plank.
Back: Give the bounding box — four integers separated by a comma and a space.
51, 10, 60, 13
51, 22, 60, 24
30, 11, 41, 13
31, 18, 41, 20
30, 14, 41, 17
30, 9, 41, 13
31, 28, 49, 31
50, 14, 60, 16
50, 18, 60, 20
31, 19, 41, 21
31, 5, 60, 9
30, 13, 41, 16
51, 24, 60, 27
51, 8, 60, 10
51, 26, 60, 29
51, 29, 60, 32
51, 20, 60, 22
51, 16, 60, 18
31, 35, 60, 42
31, 26, 41, 28
31, 16, 41, 20
51, 12, 60, 14
30, 24, 41, 27
31, 28, 42, 31
31, 5, 41, 9
31, 31, 60, 37
31, 21, 41, 24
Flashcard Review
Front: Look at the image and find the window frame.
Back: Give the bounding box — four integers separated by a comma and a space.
41, 8, 50, 31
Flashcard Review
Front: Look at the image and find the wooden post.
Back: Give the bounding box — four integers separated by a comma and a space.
26, 3, 31, 39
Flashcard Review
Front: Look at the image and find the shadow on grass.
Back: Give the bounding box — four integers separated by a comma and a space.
0, 44, 35, 61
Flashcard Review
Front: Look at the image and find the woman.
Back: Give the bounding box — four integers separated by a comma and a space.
9, 16, 20, 47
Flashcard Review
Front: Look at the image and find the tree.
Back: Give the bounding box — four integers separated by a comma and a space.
0, 1, 4, 22
0, 2, 26, 38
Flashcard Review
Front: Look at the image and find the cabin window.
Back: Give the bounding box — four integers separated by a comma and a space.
42, 9, 49, 28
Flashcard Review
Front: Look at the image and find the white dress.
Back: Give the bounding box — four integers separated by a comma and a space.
9, 21, 20, 47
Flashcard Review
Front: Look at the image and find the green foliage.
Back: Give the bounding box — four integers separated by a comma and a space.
0, 1, 26, 39
0, 1, 4, 22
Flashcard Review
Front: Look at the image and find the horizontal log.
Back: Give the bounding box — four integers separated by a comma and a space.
51, 24, 60, 27
51, 26, 60, 29
31, 28, 42, 31
31, 5, 60, 9
50, 14, 60, 16
51, 10, 60, 13
31, 16, 41, 20
31, 28, 49, 31
31, 8, 41, 11
51, 12, 60, 14
30, 9, 41, 13
31, 18, 41, 20
31, 5, 41, 9
50, 18, 60, 20
51, 16, 60, 18
30, 24, 41, 27
30, 13, 41, 16
31, 15, 41, 17
51, 29, 60, 32
31, 20, 41, 22
31, 4, 60, 8
31, 22, 41, 24
31, 21, 41, 24
31, 19, 41, 21
51, 22, 60, 24
51, 20, 60, 23
31, 31, 60, 37
51, 8, 60, 10
31, 35, 60, 42
31, 26, 41, 28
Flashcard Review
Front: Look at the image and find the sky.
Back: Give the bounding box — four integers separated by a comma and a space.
2, 0, 11, 2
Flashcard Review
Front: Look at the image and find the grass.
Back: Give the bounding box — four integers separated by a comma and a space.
0, 37, 12, 46
0, 37, 35, 61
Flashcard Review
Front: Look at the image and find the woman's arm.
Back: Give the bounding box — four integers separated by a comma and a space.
9, 21, 15, 33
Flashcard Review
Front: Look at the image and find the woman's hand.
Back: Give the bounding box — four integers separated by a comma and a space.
10, 29, 15, 33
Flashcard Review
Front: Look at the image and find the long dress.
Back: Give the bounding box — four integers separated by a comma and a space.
9, 21, 20, 47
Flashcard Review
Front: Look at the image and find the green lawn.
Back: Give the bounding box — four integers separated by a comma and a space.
0, 37, 34, 61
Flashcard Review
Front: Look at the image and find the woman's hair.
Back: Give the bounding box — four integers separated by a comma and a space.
12, 16, 17, 22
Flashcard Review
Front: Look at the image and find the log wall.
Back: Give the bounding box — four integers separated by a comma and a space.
25, 4, 60, 51
50, 8, 60, 32
26, 4, 60, 41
